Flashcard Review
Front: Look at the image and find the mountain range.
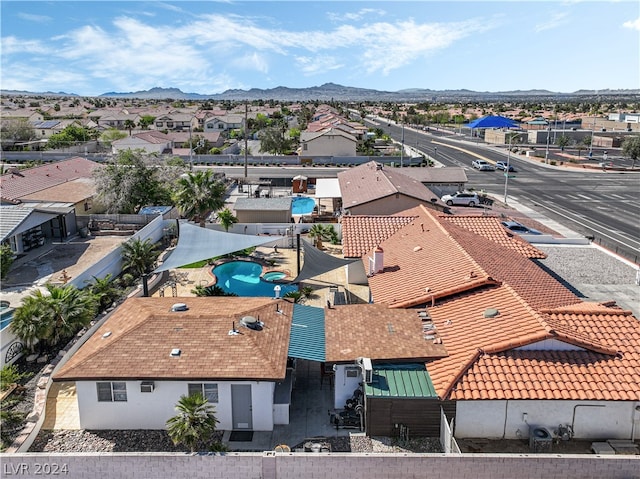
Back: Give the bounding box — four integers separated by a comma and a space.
2, 83, 638, 102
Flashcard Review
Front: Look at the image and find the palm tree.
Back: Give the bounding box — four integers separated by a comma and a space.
173, 171, 226, 227
87, 274, 121, 311
123, 119, 136, 136
121, 238, 159, 278
216, 208, 238, 232
10, 284, 97, 352
166, 393, 220, 453
191, 285, 237, 297
308, 224, 330, 249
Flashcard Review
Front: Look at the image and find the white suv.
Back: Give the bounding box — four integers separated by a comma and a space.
472, 159, 495, 171
441, 192, 480, 207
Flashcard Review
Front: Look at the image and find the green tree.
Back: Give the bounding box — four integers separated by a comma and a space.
87, 274, 121, 311
1, 244, 14, 279
137, 115, 156, 130
120, 238, 159, 278
216, 208, 238, 232
259, 126, 291, 155
308, 224, 337, 249
166, 393, 220, 453
173, 171, 226, 227
191, 285, 238, 297
0, 119, 36, 145
99, 128, 127, 147
46, 124, 91, 150
93, 150, 173, 213
556, 134, 571, 152
622, 135, 640, 168
124, 119, 136, 136
10, 284, 97, 352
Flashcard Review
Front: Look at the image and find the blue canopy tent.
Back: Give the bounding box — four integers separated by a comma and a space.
467, 115, 519, 130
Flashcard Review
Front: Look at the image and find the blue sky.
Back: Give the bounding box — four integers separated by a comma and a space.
1, 1, 639, 96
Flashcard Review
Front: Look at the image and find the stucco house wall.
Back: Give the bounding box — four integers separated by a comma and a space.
75, 380, 277, 431
301, 131, 357, 156
455, 399, 640, 440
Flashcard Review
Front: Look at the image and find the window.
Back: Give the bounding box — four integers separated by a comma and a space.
188, 383, 218, 402
97, 382, 127, 402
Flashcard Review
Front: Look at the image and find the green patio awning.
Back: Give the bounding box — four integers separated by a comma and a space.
364, 363, 438, 399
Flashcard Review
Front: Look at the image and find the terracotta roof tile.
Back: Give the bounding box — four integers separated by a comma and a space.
324, 303, 447, 362
439, 215, 547, 259
363, 206, 497, 308
54, 297, 294, 382
341, 213, 417, 258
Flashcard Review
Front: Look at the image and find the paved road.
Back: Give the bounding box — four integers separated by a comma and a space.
375, 121, 640, 264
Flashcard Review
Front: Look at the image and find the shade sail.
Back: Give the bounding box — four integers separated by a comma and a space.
154, 222, 284, 272
289, 239, 360, 284
467, 115, 519, 129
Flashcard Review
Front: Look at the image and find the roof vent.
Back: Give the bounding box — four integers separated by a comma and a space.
102, 331, 112, 339
171, 303, 188, 312
240, 315, 263, 331
483, 308, 500, 318
170, 348, 181, 357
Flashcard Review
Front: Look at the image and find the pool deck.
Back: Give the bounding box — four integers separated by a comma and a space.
152, 244, 370, 307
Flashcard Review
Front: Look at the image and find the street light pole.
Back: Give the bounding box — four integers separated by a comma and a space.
400, 123, 404, 168
503, 135, 513, 204
545, 128, 551, 164
188, 125, 193, 170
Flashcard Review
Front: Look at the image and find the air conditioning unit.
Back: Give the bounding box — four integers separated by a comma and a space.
361, 357, 373, 383
140, 381, 155, 393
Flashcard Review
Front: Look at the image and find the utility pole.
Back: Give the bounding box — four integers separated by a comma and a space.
188, 125, 193, 170
400, 123, 404, 168
503, 134, 513, 204
244, 102, 249, 179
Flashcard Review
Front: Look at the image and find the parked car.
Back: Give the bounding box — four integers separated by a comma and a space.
501, 221, 542, 235
441, 191, 480, 207
472, 159, 495, 171
495, 161, 516, 172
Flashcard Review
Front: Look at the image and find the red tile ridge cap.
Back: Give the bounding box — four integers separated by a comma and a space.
389, 276, 501, 309
549, 331, 619, 356
540, 301, 634, 316
440, 349, 483, 400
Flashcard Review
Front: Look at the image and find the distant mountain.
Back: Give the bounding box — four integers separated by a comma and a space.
2, 83, 639, 101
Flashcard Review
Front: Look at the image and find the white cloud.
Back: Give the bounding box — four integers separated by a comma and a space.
534, 12, 569, 33
1, 36, 49, 55
295, 55, 344, 76
623, 17, 640, 31
17, 13, 52, 23
328, 8, 387, 23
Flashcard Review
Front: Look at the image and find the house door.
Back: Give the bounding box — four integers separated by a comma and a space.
231, 385, 253, 430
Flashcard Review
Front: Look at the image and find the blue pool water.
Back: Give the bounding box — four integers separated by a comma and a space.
0, 307, 14, 331
291, 196, 316, 215
262, 271, 287, 282
212, 261, 297, 297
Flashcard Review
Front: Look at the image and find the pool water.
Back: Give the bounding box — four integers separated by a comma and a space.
0, 307, 14, 331
212, 261, 297, 297
292, 196, 316, 215
262, 271, 287, 282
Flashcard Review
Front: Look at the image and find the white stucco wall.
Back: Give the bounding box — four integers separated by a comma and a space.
304, 135, 356, 157
334, 364, 363, 409
345, 261, 368, 285
455, 400, 640, 440
75, 380, 276, 431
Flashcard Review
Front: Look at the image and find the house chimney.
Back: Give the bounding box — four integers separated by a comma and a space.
373, 246, 384, 274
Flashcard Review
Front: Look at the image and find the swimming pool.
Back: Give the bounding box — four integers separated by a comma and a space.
292, 196, 316, 215
0, 306, 14, 331
262, 271, 287, 282
212, 261, 297, 297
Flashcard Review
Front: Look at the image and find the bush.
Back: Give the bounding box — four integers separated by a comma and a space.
1, 364, 33, 391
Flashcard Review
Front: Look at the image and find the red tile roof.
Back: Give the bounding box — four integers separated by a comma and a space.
439, 215, 547, 259
0, 157, 102, 203
364, 206, 498, 309
341, 213, 417, 257
53, 297, 294, 382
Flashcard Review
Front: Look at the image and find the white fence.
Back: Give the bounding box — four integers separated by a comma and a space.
440, 407, 461, 454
